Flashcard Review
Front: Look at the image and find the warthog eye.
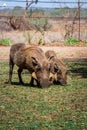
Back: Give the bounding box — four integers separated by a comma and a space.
32, 57, 41, 71
36, 65, 41, 71
54, 64, 59, 72
58, 69, 62, 74
48, 63, 51, 71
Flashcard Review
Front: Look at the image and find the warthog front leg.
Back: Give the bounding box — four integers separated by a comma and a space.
18, 68, 24, 84
29, 76, 34, 86
29, 76, 40, 87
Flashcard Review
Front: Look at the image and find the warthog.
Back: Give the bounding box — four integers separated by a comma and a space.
8, 43, 54, 88
45, 50, 67, 86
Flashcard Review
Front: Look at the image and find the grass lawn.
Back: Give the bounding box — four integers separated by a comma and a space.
0, 61, 87, 130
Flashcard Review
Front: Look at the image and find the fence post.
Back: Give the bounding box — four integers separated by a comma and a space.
78, 0, 80, 41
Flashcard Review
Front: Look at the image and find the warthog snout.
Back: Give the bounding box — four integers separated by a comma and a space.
59, 79, 67, 86
32, 72, 54, 88
40, 79, 51, 88
54, 73, 67, 86
54, 79, 67, 86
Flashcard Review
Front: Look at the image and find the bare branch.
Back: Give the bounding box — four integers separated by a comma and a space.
25, 0, 38, 10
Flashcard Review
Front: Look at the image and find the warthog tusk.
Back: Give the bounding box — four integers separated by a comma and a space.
49, 73, 55, 81
54, 74, 57, 81
32, 72, 55, 81
49, 73, 54, 78
32, 72, 37, 80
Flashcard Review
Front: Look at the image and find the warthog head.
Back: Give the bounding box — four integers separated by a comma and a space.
31, 57, 54, 88
45, 50, 67, 86
53, 63, 67, 86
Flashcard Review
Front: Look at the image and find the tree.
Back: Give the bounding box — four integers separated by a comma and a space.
25, 0, 38, 16
8, 0, 39, 30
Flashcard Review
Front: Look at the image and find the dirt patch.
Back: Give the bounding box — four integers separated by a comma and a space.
0, 45, 87, 62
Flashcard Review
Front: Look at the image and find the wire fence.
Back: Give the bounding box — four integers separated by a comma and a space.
0, 1, 87, 42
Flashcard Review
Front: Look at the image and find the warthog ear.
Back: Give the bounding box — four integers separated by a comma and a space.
32, 72, 37, 80
32, 57, 41, 70
48, 56, 54, 61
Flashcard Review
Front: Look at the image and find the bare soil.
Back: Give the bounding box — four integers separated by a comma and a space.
0, 45, 87, 62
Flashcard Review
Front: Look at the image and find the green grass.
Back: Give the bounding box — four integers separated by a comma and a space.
0, 39, 12, 46
0, 61, 87, 130
84, 41, 87, 46
65, 37, 79, 46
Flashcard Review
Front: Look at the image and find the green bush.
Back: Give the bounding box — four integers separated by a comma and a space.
84, 41, 87, 45
30, 18, 48, 29
0, 38, 12, 46
65, 37, 79, 46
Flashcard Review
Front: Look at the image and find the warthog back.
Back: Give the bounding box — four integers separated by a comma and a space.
9, 44, 53, 88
